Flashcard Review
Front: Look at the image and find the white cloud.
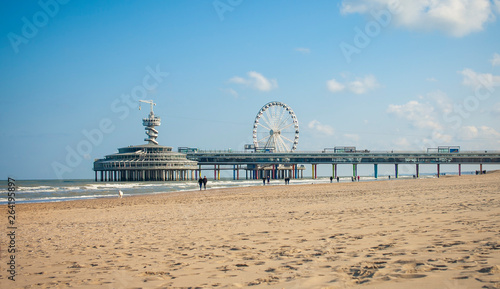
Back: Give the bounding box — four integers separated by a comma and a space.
426, 77, 438, 82
229, 71, 278, 91
459, 68, 500, 88
221, 88, 239, 98
459, 125, 479, 139
491, 53, 500, 66
459, 125, 500, 140
340, 0, 499, 37
348, 75, 379, 94
326, 78, 345, 93
308, 120, 335, 136
388, 87, 500, 149
424, 90, 453, 115
495, 0, 500, 14
229, 76, 246, 84
326, 74, 380, 94
295, 47, 311, 54
387, 100, 442, 130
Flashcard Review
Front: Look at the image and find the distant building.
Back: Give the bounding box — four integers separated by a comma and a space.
93, 101, 198, 181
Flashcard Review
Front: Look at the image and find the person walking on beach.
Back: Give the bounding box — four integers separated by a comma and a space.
337, 176, 340, 182
267, 175, 270, 184
202, 176, 208, 190
198, 177, 203, 191
263, 178, 266, 185
330, 176, 333, 183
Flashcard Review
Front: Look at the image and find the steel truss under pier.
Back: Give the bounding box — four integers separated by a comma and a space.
187, 150, 500, 180
93, 144, 198, 182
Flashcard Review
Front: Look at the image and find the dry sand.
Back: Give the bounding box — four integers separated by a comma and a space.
1, 172, 499, 289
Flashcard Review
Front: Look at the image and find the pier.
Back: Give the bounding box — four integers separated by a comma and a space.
186, 150, 500, 180
94, 100, 500, 182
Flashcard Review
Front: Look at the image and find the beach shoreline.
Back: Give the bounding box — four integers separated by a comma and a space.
1, 172, 499, 288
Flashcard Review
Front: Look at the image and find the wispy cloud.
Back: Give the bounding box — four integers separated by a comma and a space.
459, 68, 500, 88
340, 0, 499, 37
326, 78, 345, 93
327, 74, 380, 94
387, 100, 442, 130
229, 71, 278, 91
308, 120, 335, 136
295, 47, 311, 54
220, 88, 239, 98
459, 125, 500, 141
491, 53, 500, 66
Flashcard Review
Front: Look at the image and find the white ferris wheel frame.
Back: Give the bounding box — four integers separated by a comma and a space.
252, 101, 299, 152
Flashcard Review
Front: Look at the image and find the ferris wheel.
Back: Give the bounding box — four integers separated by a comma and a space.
252, 101, 299, 152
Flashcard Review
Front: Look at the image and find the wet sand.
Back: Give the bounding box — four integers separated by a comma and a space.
1, 172, 499, 288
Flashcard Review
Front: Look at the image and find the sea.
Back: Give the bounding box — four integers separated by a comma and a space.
1, 174, 445, 205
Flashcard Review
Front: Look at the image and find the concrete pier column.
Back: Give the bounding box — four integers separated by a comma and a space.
395, 164, 399, 178
416, 164, 419, 178
458, 164, 461, 176
480, 164, 483, 174
374, 164, 378, 179
437, 164, 440, 178
353, 164, 357, 178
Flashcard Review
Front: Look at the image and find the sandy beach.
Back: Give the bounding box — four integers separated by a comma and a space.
1, 172, 499, 289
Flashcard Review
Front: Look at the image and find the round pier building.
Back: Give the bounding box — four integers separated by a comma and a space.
93, 101, 198, 182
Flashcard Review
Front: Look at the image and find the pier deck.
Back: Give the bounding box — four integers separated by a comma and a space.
187, 150, 500, 180
187, 150, 500, 165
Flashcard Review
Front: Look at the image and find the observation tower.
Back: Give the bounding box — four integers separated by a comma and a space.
140, 100, 161, 145
93, 100, 198, 182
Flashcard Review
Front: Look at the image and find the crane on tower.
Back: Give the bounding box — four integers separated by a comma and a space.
139, 100, 156, 114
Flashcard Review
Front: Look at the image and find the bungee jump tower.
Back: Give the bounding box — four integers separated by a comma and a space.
93, 100, 198, 182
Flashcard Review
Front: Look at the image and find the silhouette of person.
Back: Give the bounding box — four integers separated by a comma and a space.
202, 176, 207, 190
198, 177, 203, 190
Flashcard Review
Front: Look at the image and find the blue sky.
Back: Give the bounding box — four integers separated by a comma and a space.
1, 0, 500, 179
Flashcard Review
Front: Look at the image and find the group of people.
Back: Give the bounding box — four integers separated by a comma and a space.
197, 176, 208, 190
